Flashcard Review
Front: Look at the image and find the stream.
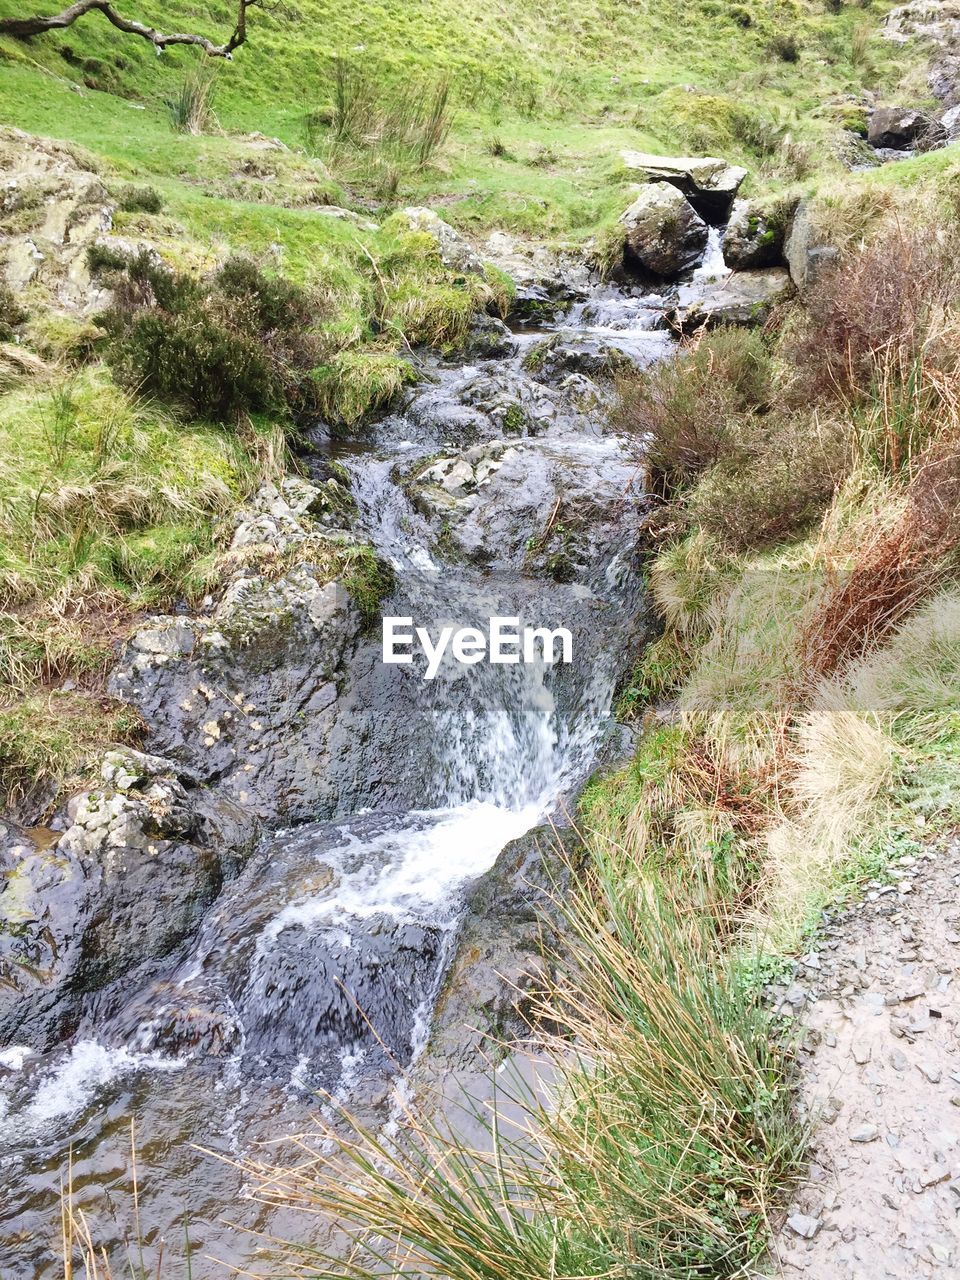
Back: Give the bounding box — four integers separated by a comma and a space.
0, 238, 731, 1275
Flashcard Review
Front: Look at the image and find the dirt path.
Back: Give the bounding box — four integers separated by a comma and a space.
766, 834, 960, 1276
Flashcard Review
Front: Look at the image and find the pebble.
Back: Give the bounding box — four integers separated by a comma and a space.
850, 1123, 880, 1143
786, 1213, 822, 1240
852, 1039, 872, 1065
918, 1061, 943, 1084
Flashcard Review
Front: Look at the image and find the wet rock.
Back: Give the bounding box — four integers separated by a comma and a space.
522, 332, 634, 383
406, 433, 647, 576
931, 54, 960, 108
620, 184, 708, 279
0, 749, 244, 1051
481, 230, 591, 323
868, 105, 946, 150
426, 824, 577, 1069
619, 151, 747, 221
401, 362, 577, 446
462, 313, 518, 360
722, 196, 797, 269
110, 479, 366, 826
666, 267, 794, 332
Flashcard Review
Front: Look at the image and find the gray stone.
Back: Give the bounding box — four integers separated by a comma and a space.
849, 1123, 880, 1143
667, 267, 795, 332
619, 184, 708, 279
786, 1213, 822, 1240
722, 196, 797, 269
784, 200, 840, 294
396, 207, 486, 275
868, 105, 946, 150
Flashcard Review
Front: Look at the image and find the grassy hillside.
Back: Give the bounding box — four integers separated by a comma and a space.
0, 0, 925, 236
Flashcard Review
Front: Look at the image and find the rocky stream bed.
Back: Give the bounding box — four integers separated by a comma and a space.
4, 73, 959, 1265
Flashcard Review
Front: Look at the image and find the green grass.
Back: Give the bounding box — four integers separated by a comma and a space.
0, 367, 280, 607
0, 0, 924, 245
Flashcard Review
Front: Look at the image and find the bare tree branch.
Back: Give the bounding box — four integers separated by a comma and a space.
0, 0, 261, 57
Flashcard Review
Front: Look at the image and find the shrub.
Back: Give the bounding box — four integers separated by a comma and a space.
113, 309, 280, 420
117, 185, 163, 215
687, 412, 852, 551
95, 253, 326, 424
614, 328, 772, 495
802, 442, 960, 678
768, 33, 800, 62
785, 222, 960, 411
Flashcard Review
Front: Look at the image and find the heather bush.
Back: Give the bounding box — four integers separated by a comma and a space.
614, 328, 773, 496
784, 223, 960, 410
688, 412, 852, 551
93, 251, 323, 423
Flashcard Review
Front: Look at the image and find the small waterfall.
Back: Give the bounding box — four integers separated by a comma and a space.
0, 274, 659, 1277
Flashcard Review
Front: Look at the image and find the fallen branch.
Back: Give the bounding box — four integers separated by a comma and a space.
0, 0, 261, 57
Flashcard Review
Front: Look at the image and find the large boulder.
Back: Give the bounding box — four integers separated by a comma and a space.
620, 150, 747, 221
620, 184, 709, 279
722, 196, 798, 270
0, 127, 114, 311
867, 105, 945, 149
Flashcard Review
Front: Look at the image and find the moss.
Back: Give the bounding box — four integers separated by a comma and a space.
311, 349, 415, 425
25, 313, 106, 364
340, 544, 396, 622
503, 402, 528, 435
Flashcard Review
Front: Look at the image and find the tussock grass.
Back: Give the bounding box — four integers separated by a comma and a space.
311, 349, 416, 426
305, 58, 453, 202
167, 58, 218, 136
243, 849, 800, 1280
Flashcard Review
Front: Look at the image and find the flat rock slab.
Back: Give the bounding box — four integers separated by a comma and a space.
620, 150, 747, 220
667, 267, 794, 331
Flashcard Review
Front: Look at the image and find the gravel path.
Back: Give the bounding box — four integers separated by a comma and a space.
766, 835, 960, 1276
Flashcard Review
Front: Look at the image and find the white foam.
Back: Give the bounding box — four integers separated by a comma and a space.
0, 1045, 35, 1071
0, 1039, 183, 1137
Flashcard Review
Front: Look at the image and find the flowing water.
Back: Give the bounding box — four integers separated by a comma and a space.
0, 274, 675, 1275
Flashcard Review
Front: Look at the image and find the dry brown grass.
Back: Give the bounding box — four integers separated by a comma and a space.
802, 441, 960, 678
785, 221, 960, 410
